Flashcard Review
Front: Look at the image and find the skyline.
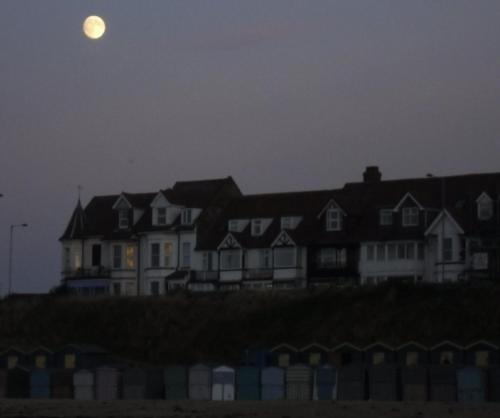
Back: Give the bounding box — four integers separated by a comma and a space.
1, 1, 500, 293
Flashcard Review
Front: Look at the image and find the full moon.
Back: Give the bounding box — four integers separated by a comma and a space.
83, 15, 106, 40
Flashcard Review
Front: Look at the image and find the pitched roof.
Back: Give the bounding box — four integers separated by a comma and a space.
60, 200, 87, 240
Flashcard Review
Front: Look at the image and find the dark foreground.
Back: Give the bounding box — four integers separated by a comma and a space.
1, 400, 500, 418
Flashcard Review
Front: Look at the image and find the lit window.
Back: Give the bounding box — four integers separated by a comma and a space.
150, 243, 160, 268
164, 243, 173, 267
228, 220, 239, 232
252, 220, 263, 236
126, 245, 135, 269
476, 351, 489, 368
478, 199, 493, 220
112, 245, 122, 269
220, 249, 241, 270
119, 210, 129, 229
181, 209, 192, 225
274, 247, 296, 268
259, 249, 272, 268
443, 238, 453, 262
7, 356, 18, 369
402, 207, 419, 226
157, 208, 167, 225
64, 354, 76, 369
35, 355, 47, 369
373, 352, 385, 365
278, 353, 290, 367
379, 209, 393, 226
182, 242, 191, 268
406, 352, 418, 366
440, 351, 454, 365
309, 353, 321, 366
326, 208, 342, 231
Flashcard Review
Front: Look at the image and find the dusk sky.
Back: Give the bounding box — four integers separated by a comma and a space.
1, 1, 500, 293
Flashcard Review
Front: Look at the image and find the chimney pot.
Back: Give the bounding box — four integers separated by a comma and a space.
363, 166, 382, 182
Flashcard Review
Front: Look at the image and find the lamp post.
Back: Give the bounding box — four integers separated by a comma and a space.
8, 223, 28, 296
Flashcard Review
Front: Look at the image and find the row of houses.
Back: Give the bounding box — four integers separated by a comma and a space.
2, 362, 500, 402
60, 167, 500, 295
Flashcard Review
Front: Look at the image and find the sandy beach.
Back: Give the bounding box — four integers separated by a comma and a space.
1, 400, 500, 418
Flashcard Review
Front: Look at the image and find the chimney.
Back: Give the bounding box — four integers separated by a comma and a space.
363, 166, 382, 183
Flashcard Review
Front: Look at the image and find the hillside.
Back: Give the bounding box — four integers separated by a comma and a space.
0, 283, 499, 365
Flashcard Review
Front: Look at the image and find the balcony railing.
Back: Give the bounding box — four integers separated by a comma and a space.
243, 269, 274, 280
62, 267, 111, 279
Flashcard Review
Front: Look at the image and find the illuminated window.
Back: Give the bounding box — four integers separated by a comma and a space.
440, 351, 454, 365
373, 352, 385, 365
126, 245, 135, 269
7, 355, 18, 369
278, 353, 290, 367
309, 353, 321, 366
164, 243, 173, 267
64, 354, 76, 369
406, 352, 418, 366
476, 351, 489, 367
35, 355, 47, 369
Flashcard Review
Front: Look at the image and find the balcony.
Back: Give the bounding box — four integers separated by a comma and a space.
243, 269, 274, 280
62, 267, 111, 279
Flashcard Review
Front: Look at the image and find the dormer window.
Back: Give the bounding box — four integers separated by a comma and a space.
379, 209, 393, 226
281, 217, 292, 230
157, 208, 167, 225
119, 210, 129, 229
326, 208, 342, 231
252, 219, 263, 236
402, 207, 419, 227
477, 195, 493, 221
228, 220, 239, 232
181, 209, 192, 225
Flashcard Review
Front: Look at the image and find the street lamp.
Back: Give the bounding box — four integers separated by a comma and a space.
8, 223, 28, 296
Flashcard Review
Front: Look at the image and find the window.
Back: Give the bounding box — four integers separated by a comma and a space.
259, 249, 272, 268
91, 244, 101, 267
326, 208, 342, 231
388, 244, 397, 260
228, 220, 239, 232
402, 207, 419, 226
373, 352, 385, 365
202, 252, 213, 271
181, 209, 192, 225
35, 355, 47, 369
367, 245, 375, 261
157, 208, 167, 225
440, 351, 454, 365
309, 353, 321, 366
64, 354, 76, 369
476, 351, 489, 368
406, 243, 415, 259
182, 242, 191, 268
220, 249, 241, 270
126, 245, 135, 269
278, 353, 290, 368
251, 219, 262, 236
274, 247, 296, 268
119, 209, 129, 229
112, 282, 121, 296
281, 217, 293, 229
64, 248, 71, 270
376, 244, 385, 261
150, 281, 160, 296
164, 243, 173, 267
318, 248, 347, 268
7, 356, 18, 369
112, 245, 122, 269
406, 352, 418, 367
443, 238, 453, 262
150, 243, 160, 267
417, 243, 425, 260
478, 198, 493, 220
379, 209, 393, 226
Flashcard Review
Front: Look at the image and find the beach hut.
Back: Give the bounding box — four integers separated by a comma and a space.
456, 367, 487, 402
488, 366, 500, 402
261, 367, 285, 400
396, 342, 429, 367
212, 365, 235, 401
73, 369, 95, 400
123, 368, 146, 399
400, 366, 428, 401
367, 364, 399, 401
269, 344, 298, 368
236, 366, 260, 400
363, 342, 396, 366
337, 365, 366, 401
188, 364, 212, 400
95, 366, 120, 400
329, 343, 363, 368
56, 344, 109, 370
0, 347, 26, 370
464, 340, 499, 368
428, 365, 457, 402
145, 368, 164, 399
27, 347, 54, 369
164, 366, 188, 400
313, 365, 337, 400
0, 369, 6, 398
299, 344, 329, 367
51, 370, 74, 399
6, 366, 30, 399
30, 369, 51, 399
286, 364, 312, 400
430, 341, 464, 366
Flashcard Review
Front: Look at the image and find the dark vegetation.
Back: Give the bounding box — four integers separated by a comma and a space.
0, 283, 499, 365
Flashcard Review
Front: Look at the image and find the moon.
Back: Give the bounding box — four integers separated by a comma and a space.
83, 16, 106, 40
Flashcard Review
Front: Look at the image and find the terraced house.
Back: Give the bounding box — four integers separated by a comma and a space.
60, 168, 500, 295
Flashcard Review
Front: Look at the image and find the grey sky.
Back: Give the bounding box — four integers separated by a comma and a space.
1, 1, 500, 293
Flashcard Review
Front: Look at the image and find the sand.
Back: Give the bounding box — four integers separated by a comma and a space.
1, 400, 500, 418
